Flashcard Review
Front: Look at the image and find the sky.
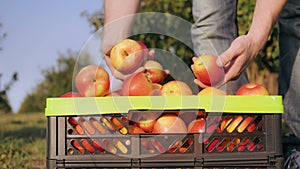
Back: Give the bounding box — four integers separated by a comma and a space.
0, 0, 104, 112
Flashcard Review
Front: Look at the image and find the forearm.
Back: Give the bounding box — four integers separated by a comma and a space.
104, 0, 140, 25
103, 0, 141, 54
247, 0, 287, 51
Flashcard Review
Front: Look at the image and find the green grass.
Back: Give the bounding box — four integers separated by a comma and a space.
0, 113, 46, 169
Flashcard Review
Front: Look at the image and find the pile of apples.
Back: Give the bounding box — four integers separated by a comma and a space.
61, 38, 270, 134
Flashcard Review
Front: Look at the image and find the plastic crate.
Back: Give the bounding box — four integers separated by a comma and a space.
45, 96, 284, 169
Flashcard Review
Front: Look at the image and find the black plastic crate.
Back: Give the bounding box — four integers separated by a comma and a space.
45, 96, 284, 168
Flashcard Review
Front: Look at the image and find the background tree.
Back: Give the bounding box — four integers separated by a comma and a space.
0, 22, 7, 51
18, 51, 80, 113
0, 22, 18, 113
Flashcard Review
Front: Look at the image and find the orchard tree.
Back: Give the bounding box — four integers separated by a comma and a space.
0, 22, 18, 113
18, 51, 83, 113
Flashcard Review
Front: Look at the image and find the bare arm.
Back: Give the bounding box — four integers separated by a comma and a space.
200, 0, 287, 88
102, 0, 141, 80
102, 0, 141, 54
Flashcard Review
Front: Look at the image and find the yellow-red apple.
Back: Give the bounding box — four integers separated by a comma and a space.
110, 39, 145, 74
152, 114, 187, 134
197, 87, 227, 96
193, 55, 224, 86
144, 60, 167, 83
160, 80, 193, 96
75, 65, 110, 97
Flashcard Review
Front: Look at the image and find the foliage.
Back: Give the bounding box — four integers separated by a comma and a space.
18, 51, 77, 113
0, 22, 7, 51
0, 22, 17, 113
0, 113, 46, 168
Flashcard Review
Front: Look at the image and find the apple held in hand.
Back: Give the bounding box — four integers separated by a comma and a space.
160, 80, 193, 96
152, 114, 187, 134
75, 65, 110, 97
144, 60, 167, 84
236, 82, 269, 95
110, 39, 146, 74
122, 72, 155, 96
193, 55, 224, 86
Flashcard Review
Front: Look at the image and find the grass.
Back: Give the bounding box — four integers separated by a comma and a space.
0, 113, 46, 169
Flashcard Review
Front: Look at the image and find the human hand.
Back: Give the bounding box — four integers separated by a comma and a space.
192, 35, 260, 88
215, 35, 260, 86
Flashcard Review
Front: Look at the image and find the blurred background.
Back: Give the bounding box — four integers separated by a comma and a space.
0, 0, 281, 168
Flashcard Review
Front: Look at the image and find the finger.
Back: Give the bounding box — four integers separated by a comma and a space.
193, 79, 210, 89
192, 56, 197, 63
191, 64, 195, 72
217, 43, 241, 68
148, 49, 155, 60
164, 69, 170, 75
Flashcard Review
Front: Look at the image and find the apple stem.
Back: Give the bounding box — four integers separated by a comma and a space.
123, 50, 129, 56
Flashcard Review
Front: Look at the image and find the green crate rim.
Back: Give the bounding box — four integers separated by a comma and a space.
44, 95, 283, 116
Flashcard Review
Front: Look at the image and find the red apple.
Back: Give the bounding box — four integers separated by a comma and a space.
60, 91, 82, 98
152, 114, 187, 134
236, 82, 269, 95
128, 125, 146, 134
188, 118, 205, 133
75, 65, 110, 97
193, 55, 224, 86
105, 89, 122, 96
122, 72, 155, 96
144, 60, 167, 83
160, 80, 193, 96
151, 83, 163, 96
197, 87, 227, 96
110, 39, 145, 74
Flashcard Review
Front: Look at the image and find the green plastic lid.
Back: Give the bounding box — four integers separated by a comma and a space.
45, 96, 283, 116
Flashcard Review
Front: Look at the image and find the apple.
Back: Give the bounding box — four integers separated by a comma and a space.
152, 114, 187, 134
197, 87, 227, 96
110, 39, 145, 74
75, 65, 110, 97
131, 112, 161, 133
137, 119, 156, 133
60, 91, 82, 98
128, 125, 146, 134
188, 118, 205, 133
160, 80, 193, 96
150, 83, 163, 96
193, 54, 224, 86
137, 41, 149, 62
122, 72, 155, 96
105, 89, 122, 96
144, 60, 167, 83
236, 82, 269, 95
